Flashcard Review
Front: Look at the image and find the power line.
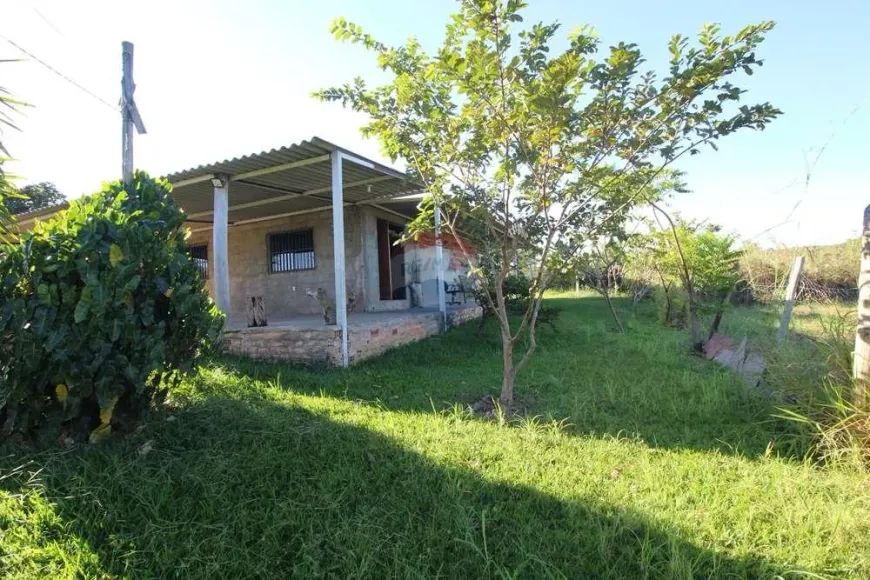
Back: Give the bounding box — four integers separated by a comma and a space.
0, 33, 118, 112
32, 7, 65, 38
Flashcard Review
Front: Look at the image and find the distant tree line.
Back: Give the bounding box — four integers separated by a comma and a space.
6, 181, 66, 215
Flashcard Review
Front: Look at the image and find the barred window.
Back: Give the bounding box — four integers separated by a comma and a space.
188, 245, 208, 278
269, 230, 315, 273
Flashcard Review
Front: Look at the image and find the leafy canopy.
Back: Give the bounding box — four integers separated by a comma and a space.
0, 172, 224, 442
649, 220, 742, 305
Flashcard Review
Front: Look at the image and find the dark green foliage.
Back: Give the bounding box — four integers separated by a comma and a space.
0, 173, 16, 245
7, 181, 66, 215
653, 285, 688, 327
0, 171, 224, 442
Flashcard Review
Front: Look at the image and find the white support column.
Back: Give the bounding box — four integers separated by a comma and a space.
331, 152, 349, 368
213, 176, 231, 318
434, 199, 447, 331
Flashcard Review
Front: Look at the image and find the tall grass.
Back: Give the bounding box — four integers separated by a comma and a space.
774, 304, 870, 469
740, 240, 859, 302
721, 298, 870, 470
778, 382, 870, 470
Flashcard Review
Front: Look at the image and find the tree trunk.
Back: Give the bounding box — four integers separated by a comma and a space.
654, 267, 672, 324
708, 289, 733, 341
688, 300, 703, 352
500, 330, 515, 407
708, 308, 724, 341
602, 286, 624, 332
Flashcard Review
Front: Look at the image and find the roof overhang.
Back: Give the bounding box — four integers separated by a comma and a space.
165, 137, 424, 227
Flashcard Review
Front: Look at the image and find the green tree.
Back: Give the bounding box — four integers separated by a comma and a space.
648, 213, 742, 348
6, 181, 66, 214
317, 0, 780, 406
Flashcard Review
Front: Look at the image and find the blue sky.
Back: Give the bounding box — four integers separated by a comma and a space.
3, 0, 868, 246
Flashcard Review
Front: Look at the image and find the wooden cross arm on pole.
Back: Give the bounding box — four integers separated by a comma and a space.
121, 41, 146, 135
127, 100, 146, 134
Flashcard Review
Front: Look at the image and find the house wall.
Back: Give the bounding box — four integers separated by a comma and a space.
358, 207, 476, 311
186, 204, 476, 323
187, 207, 366, 322
347, 305, 482, 362
405, 243, 474, 308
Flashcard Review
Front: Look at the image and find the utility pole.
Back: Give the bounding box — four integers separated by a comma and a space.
121, 41, 146, 188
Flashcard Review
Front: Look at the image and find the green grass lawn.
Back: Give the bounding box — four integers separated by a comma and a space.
1, 295, 868, 578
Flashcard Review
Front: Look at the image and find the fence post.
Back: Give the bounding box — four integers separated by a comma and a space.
776, 256, 804, 343
852, 205, 870, 406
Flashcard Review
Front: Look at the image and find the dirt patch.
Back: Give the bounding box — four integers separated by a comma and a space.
469, 395, 530, 420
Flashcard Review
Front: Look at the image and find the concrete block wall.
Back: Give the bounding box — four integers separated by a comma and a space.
223, 305, 483, 367
347, 314, 442, 363
446, 305, 483, 327
187, 207, 366, 322
223, 326, 341, 366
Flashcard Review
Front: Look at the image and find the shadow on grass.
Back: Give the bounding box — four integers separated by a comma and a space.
218, 295, 802, 461
0, 390, 785, 578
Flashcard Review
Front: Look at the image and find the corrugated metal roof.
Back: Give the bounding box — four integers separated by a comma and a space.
14, 200, 70, 222
163, 136, 414, 187
164, 136, 424, 224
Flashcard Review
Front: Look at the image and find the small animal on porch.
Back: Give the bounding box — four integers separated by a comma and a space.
247, 296, 268, 327
306, 287, 337, 325
347, 288, 357, 314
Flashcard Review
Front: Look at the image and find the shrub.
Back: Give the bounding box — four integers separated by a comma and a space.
0, 171, 224, 442
652, 224, 741, 310
644, 222, 741, 345
652, 285, 688, 327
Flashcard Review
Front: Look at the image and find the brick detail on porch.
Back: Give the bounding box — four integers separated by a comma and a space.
223, 305, 482, 366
